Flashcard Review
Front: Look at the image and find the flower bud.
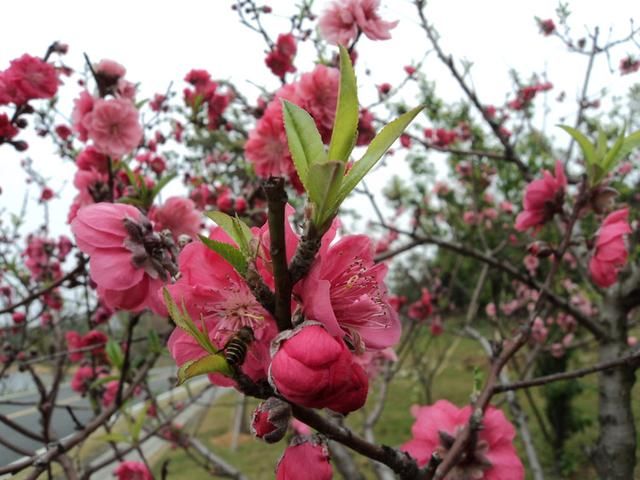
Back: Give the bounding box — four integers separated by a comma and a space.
251, 397, 292, 443
276, 436, 332, 480
269, 322, 369, 414
590, 186, 618, 214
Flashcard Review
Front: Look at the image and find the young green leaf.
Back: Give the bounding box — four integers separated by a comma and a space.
601, 129, 626, 174
327, 45, 359, 163
176, 353, 233, 385
205, 211, 254, 257
282, 99, 326, 190
558, 125, 597, 166
162, 287, 217, 354
198, 235, 248, 275
105, 340, 124, 370
149, 173, 177, 202
615, 130, 640, 164
130, 403, 149, 442
307, 161, 346, 228
97, 432, 129, 444
325, 105, 424, 221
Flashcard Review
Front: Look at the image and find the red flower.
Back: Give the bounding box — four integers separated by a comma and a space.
266, 34, 297, 80
402, 400, 524, 480
589, 208, 631, 288
269, 323, 369, 414
538, 19, 556, 36
515, 160, 566, 232
113, 461, 152, 480
251, 397, 292, 443
3, 54, 58, 104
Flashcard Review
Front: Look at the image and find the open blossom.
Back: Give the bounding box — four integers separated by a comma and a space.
297, 235, 401, 351
85, 97, 143, 157
167, 228, 278, 387
113, 461, 152, 480
402, 400, 524, 480
150, 196, 201, 240
515, 160, 566, 232
71, 91, 95, 141
2, 54, 58, 104
71, 203, 175, 313
589, 208, 631, 288
269, 323, 369, 414
319, 0, 398, 45
245, 65, 338, 187
276, 437, 333, 480
266, 33, 297, 80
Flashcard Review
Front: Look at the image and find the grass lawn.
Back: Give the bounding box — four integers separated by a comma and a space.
153, 323, 640, 479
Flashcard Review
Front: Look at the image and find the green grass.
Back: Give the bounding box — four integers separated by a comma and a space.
153, 324, 640, 479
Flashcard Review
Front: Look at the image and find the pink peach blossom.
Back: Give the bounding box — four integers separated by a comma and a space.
402, 400, 524, 480
150, 196, 201, 240
113, 461, 152, 480
3, 54, 58, 104
71, 90, 95, 142
515, 160, 566, 232
319, 0, 397, 45
85, 97, 143, 157
167, 228, 278, 387
71, 203, 173, 313
589, 208, 631, 288
297, 235, 401, 351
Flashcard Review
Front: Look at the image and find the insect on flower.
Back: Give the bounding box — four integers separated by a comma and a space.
223, 326, 255, 367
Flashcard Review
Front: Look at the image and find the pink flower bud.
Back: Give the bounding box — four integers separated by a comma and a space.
12, 312, 26, 324
251, 397, 292, 443
269, 323, 369, 414
276, 437, 332, 480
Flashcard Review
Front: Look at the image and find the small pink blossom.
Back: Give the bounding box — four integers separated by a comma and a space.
71, 91, 95, 141
113, 461, 152, 480
319, 0, 398, 45
402, 400, 524, 480
85, 98, 143, 158
150, 196, 201, 240
523, 254, 539, 273
515, 160, 566, 232
266, 33, 297, 80
589, 208, 631, 288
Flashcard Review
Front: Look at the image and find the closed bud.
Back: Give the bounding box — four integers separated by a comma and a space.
12, 140, 28, 151
590, 186, 618, 214
251, 397, 292, 443
276, 436, 332, 480
15, 118, 28, 129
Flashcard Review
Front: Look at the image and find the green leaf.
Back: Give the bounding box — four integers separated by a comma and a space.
130, 403, 149, 442
558, 125, 597, 166
89, 375, 120, 390
327, 45, 359, 162
205, 211, 254, 257
601, 129, 626, 174
148, 329, 163, 354
198, 235, 248, 275
282, 100, 326, 190
176, 353, 233, 385
324, 105, 424, 226
149, 173, 177, 203
616, 130, 640, 163
595, 127, 607, 163
116, 196, 146, 208
307, 161, 346, 227
162, 288, 217, 354
105, 340, 124, 370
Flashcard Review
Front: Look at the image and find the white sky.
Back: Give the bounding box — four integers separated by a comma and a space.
0, 0, 638, 237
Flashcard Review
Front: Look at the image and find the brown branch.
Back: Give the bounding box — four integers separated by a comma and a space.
414, 0, 530, 179
290, 404, 420, 479
263, 177, 293, 331
0, 261, 84, 315
494, 349, 640, 393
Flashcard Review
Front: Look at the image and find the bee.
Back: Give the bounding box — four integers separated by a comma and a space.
223, 326, 255, 367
